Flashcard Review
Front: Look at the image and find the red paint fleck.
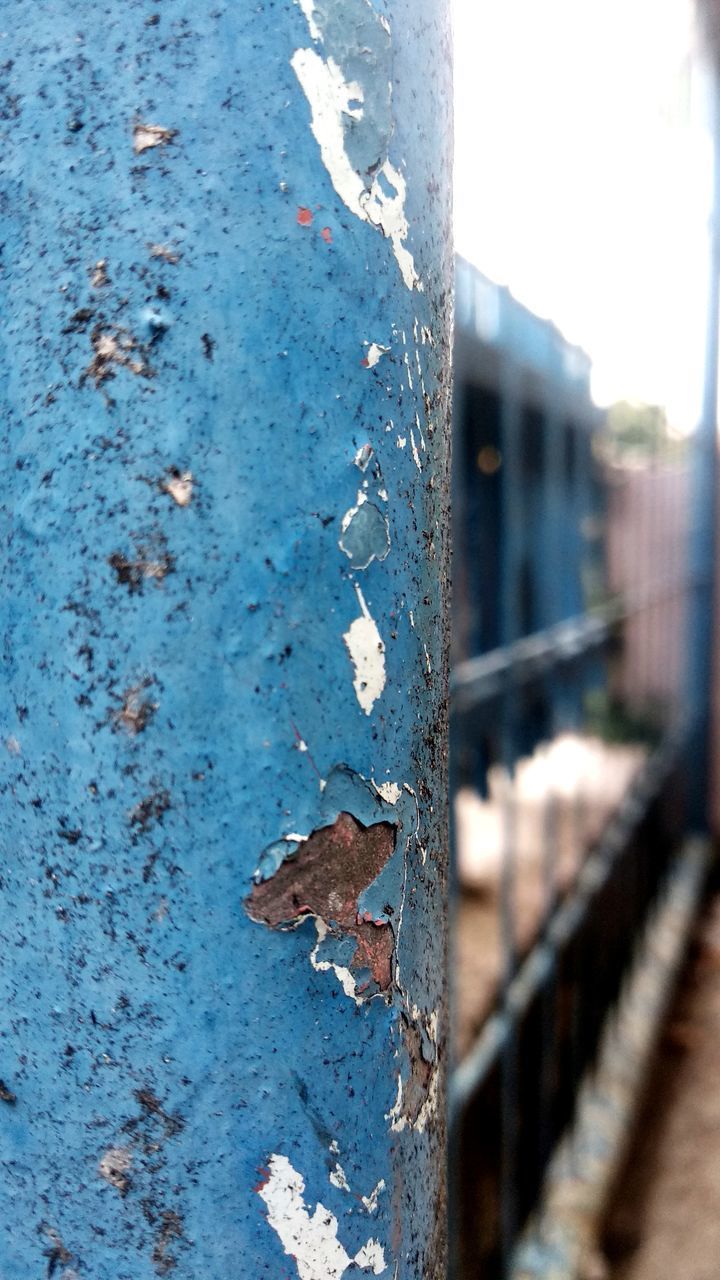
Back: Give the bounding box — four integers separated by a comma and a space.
360, 358, 369, 368
320, 226, 332, 244
254, 1166, 270, 1194
297, 206, 313, 227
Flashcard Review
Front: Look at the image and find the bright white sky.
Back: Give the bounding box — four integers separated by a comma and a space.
453, 0, 714, 428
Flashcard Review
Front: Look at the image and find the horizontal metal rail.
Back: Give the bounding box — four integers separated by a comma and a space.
450, 572, 706, 713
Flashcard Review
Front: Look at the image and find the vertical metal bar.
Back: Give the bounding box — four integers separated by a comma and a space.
687, 58, 720, 830
0, 5, 453, 1277
497, 360, 523, 1270
500, 360, 525, 647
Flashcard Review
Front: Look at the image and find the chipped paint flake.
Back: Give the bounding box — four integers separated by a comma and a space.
295, 0, 322, 41
329, 1162, 351, 1193
355, 1240, 388, 1273
409, 428, 422, 472
133, 122, 177, 153
98, 1146, 132, 1193
162, 470, 193, 507
364, 342, 390, 368
374, 782, 402, 805
343, 585, 386, 715
258, 1153, 387, 1279
290, 41, 420, 290
361, 1180, 386, 1214
339, 494, 390, 570
310, 918, 360, 1003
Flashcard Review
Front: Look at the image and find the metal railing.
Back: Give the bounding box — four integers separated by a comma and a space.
448, 264, 696, 1274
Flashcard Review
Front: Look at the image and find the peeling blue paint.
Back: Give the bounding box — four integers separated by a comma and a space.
0, 1, 452, 1277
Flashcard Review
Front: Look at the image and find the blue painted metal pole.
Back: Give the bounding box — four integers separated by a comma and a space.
687, 44, 720, 831
1, 4, 453, 1277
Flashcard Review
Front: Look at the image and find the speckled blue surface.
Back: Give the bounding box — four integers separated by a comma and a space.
0, 1, 452, 1276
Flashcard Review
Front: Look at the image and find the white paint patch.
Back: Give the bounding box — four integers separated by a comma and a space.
396, 436, 406, 449
310, 918, 360, 1002
343, 585, 386, 716
98, 1146, 132, 1192
329, 1162, 351, 1193
340, 490, 368, 532
133, 122, 176, 154
409, 428, 422, 472
385, 1062, 438, 1135
378, 487, 388, 502
259, 1153, 388, 1279
355, 1240, 387, 1273
290, 47, 420, 290
403, 352, 414, 389
365, 342, 390, 368
163, 470, 193, 507
361, 1180, 386, 1214
374, 781, 402, 805
423, 644, 432, 675
295, 0, 322, 41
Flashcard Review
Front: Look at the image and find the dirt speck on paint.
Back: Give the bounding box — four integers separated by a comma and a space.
150, 1208, 183, 1275
129, 789, 171, 832
148, 243, 181, 264
90, 259, 110, 288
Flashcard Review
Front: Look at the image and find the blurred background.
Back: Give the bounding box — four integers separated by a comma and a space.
447, 2, 720, 1277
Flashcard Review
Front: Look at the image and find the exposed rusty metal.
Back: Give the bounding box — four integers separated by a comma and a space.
246, 811, 396, 990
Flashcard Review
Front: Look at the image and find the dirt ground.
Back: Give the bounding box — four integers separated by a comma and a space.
601, 888, 720, 1280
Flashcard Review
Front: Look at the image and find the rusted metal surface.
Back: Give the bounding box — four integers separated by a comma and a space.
0, 1, 452, 1276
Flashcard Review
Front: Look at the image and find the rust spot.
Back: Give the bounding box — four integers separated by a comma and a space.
400, 1014, 433, 1124
108, 533, 175, 594
246, 811, 396, 990
297, 205, 313, 226
40, 1223, 73, 1275
147, 1208, 183, 1275
82, 323, 153, 388
129, 789, 171, 832
63, 306, 95, 333
0, 1079, 16, 1104
320, 225, 332, 243
131, 1087, 185, 1141
112, 682, 157, 736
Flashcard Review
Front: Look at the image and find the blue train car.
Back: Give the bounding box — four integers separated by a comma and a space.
451, 257, 606, 771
